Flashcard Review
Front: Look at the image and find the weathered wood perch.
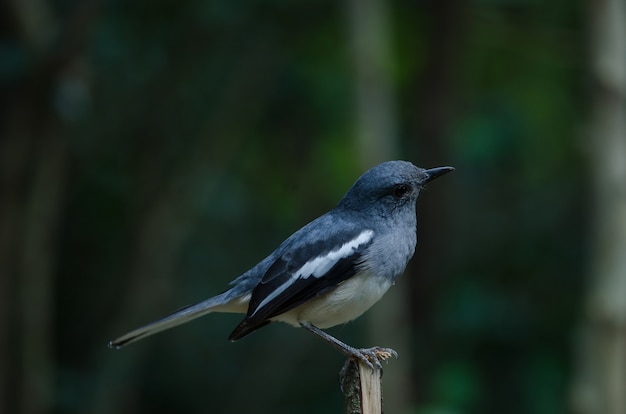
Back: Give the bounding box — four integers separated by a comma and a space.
341, 349, 396, 414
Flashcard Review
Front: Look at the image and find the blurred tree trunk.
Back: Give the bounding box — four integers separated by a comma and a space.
346, 0, 398, 166
0, 42, 69, 414
1, 0, 63, 411
0, 2, 99, 413
572, 0, 626, 413
18, 120, 68, 414
345, 0, 412, 413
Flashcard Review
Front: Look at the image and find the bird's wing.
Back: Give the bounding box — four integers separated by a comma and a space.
229, 216, 374, 340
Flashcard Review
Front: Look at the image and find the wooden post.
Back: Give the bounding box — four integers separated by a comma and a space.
342, 350, 395, 414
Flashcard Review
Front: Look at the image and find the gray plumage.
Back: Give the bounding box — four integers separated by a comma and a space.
109, 161, 453, 365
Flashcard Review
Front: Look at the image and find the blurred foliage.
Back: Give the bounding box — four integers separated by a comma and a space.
0, 0, 588, 413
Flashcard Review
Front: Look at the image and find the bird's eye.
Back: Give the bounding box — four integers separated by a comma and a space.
393, 184, 410, 198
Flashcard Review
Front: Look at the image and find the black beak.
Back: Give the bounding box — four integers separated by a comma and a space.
423, 166, 455, 184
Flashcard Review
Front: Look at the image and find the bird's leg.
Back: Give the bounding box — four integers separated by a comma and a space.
299, 322, 397, 371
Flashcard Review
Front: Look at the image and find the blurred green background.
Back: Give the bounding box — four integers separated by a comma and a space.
2, 0, 625, 413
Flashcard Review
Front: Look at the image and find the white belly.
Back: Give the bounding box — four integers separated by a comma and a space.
273, 272, 393, 328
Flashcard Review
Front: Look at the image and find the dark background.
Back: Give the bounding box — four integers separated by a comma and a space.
2, 0, 624, 413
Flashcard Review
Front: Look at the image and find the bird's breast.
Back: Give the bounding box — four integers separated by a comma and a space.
274, 271, 393, 329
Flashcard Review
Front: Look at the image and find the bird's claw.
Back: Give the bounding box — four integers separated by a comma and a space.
339, 346, 398, 391
351, 346, 398, 371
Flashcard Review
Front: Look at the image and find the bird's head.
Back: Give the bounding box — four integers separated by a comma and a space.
336, 160, 454, 214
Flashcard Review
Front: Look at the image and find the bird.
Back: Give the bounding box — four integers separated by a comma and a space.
109, 160, 453, 369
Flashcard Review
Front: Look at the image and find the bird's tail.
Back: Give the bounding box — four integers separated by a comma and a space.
109, 291, 236, 349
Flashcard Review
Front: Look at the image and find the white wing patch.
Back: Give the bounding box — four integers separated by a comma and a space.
295, 230, 374, 279
251, 229, 374, 317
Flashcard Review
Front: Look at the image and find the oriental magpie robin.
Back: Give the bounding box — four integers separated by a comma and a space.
109, 161, 453, 368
